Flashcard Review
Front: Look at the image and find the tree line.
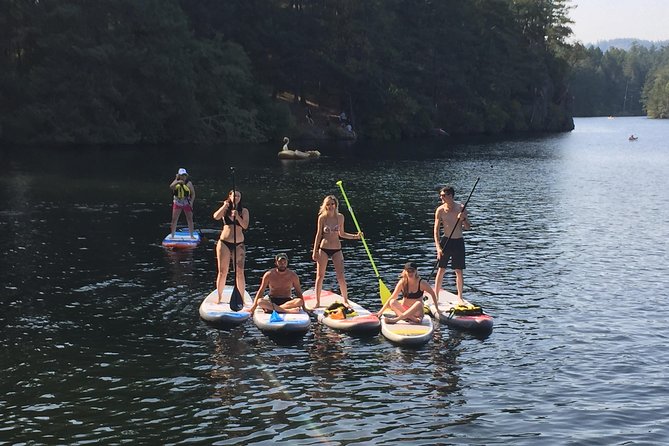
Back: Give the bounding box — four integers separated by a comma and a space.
2, 0, 580, 144
569, 42, 669, 118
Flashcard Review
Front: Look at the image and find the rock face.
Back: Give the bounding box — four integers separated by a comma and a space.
527, 78, 575, 133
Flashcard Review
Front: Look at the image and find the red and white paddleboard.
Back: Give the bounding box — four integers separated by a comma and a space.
428, 289, 493, 334
303, 289, 380, 334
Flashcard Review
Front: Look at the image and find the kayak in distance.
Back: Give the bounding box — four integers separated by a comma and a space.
427, 289, 493, 335
303, 289, 380, 335
277, 149, 321, 160
199, 287, 253, 327
380, 313, 434, 346
162, 228, 201, 249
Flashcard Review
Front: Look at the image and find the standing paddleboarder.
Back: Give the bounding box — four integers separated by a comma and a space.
433, 185, 471, 303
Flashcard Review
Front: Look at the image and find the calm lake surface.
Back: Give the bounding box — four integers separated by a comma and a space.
1, 117, 668, 444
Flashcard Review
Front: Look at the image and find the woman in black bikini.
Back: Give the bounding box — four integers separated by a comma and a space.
376, 262, 440, 324
310, 195, 362, 309
213, 190, 250, 304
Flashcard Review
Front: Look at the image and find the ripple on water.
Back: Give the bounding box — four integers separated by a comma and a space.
3, 121, 669, 444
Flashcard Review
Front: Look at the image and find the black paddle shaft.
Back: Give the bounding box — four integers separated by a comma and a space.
229, 167, 244, 311
231, 167, 237, 272
429, 177, 480, 280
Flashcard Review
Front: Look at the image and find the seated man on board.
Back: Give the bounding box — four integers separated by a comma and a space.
247, 253, 305, 313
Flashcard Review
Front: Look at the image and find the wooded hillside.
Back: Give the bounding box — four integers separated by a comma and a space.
0, 0, 576, 144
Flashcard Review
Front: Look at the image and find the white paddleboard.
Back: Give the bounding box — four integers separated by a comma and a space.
199, 286, 252, 325
253, 304, 310, 336
162, 228, 201, 249
380, 313, 433, 346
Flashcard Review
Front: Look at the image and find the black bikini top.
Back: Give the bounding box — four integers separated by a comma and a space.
223, 214, 236, 226
223, 205, 243, 226
403, 279, 423, 299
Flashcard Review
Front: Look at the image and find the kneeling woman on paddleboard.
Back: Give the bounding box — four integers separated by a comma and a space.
213, 190, 249, 304
311, 195, 362, 309
377, 262, 441, 324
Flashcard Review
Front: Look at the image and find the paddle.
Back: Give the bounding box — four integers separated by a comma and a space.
195, 228, 207, 243
336, 180, 392, 304
428, 177, 480, 282
229, 167, 244, 311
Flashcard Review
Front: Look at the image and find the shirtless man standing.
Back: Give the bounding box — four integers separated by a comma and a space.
248, 253, 305, 313
433, 185, 471, 302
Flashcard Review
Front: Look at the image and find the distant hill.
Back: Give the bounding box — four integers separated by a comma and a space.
590, 38, 669, 51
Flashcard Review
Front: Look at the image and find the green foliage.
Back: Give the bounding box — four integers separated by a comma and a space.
569, 42, 666, 117
1, 0, 580, 143
1, 0, 271, 143
643, 64, 669, 118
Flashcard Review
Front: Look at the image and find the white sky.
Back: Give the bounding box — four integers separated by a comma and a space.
568, 0, 669, 44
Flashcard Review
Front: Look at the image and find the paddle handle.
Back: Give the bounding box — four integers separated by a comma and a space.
336, 180, 382, 279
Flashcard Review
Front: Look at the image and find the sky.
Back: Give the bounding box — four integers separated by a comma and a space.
568, 0, 669, 44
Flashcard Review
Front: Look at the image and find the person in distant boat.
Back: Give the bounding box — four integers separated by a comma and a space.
282, 136, 290, 151
433, 185, 471, 303
629, 134, 638, 141
169, 168, 195, 239
376, 262, 440, 324
248, 253, 305, 313
310, 195, 363, 309
213, 190, 250, 304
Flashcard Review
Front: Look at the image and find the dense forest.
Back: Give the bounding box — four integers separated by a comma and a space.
569, 42, 669, 117
0, 1, 664, 145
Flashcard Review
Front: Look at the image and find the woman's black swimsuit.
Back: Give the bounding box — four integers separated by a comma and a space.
320, 247, 342, 258
403, 279, 423, 300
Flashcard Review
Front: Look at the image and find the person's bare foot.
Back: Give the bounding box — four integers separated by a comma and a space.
384, 315, 398, 324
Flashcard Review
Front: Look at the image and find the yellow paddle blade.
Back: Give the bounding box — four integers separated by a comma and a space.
379, 279, 392, 305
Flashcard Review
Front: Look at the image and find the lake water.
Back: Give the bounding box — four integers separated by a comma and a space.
1, 117, 668, 444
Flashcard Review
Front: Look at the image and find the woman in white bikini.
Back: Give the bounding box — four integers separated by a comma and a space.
310, 195, 362, 309
212, 190, 250, 304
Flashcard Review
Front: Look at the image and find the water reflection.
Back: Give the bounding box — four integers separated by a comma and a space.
2, 117, 669, 443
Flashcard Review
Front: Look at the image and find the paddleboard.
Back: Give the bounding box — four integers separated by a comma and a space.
199, 286, 253, 326
162, 228, 201, 249
380, 313, 433, 346
253, 303, 310, 336
428, 289, 493, 334
303, 289, 380, 334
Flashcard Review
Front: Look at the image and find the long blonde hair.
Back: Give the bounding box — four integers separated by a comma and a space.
318, 195, 339, 216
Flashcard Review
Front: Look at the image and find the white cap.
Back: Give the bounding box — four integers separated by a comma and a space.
177, 168, 188, 175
